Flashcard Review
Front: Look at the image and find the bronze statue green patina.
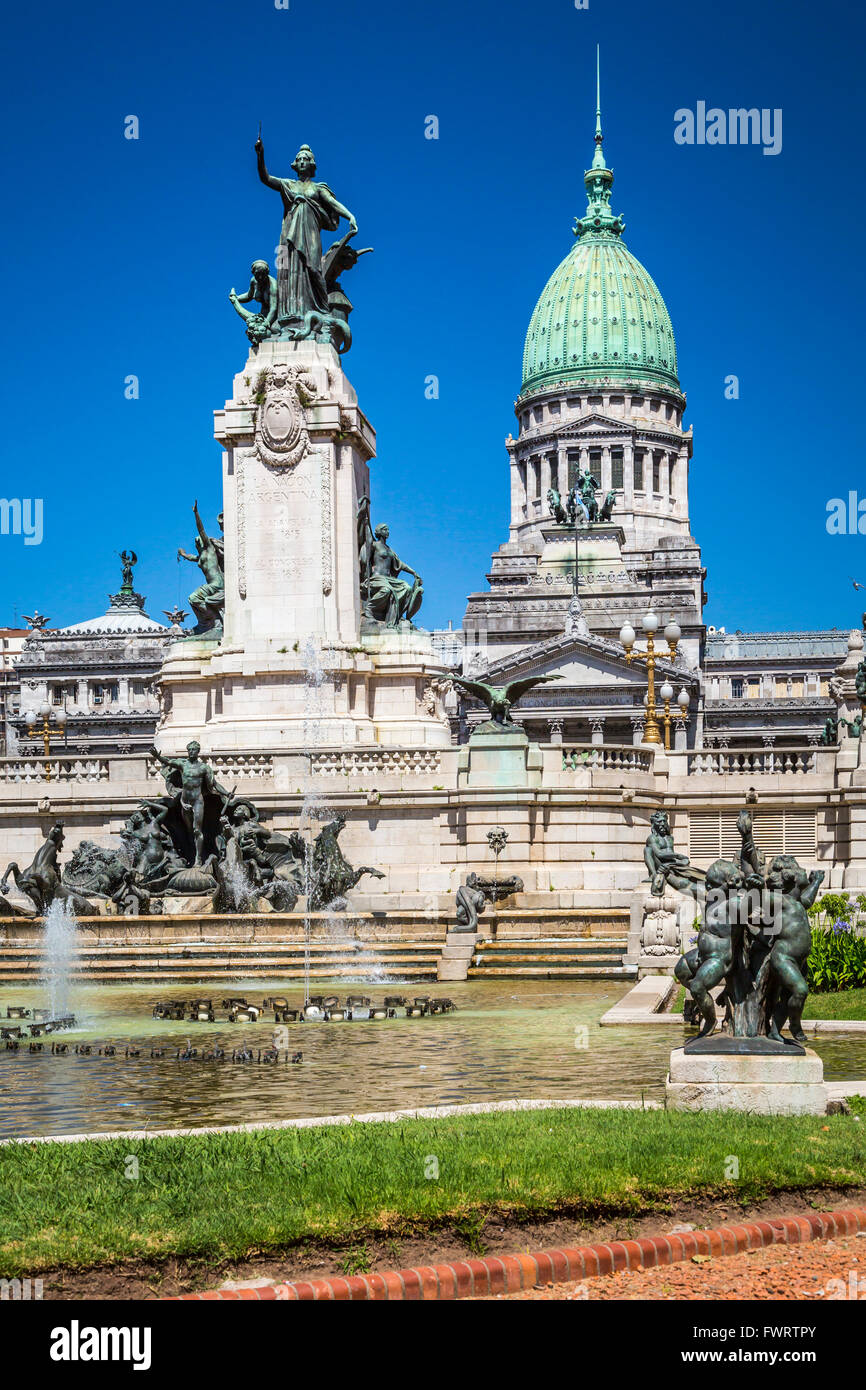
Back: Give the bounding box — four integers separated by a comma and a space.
150, 741, 230, 867
307, 812, 385, 911
451, 673, 562, 733
229, 260, 278, 344
575, 467, 600, 522
643, 809, 696, 896
547, 488, 569, 525
669, 812, 824, 1046
254, 135, 361, 349
177, 501, 225, 637
356, 496, 423, 628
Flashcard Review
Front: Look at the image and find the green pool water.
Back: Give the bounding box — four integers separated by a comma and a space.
1, 978, 864, 1139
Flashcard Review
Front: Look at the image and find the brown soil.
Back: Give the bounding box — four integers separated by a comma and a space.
37, 1184, 866, 1301
495, 1230, 866, 1300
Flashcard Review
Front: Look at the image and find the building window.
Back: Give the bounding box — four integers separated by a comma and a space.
633, 451, 644, 491
589, 449, 602, 483
567, 451, 580, 490
51, 686, 63, 706
109, 683, 119, 703
731, 677, 744, 698
745, 677, 761, 699
611, 449, 624, 490
92, 684, 104, 705
652, 453, 661, 493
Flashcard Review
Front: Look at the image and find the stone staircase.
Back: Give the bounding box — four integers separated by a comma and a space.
0, 937, 446, 985
467, 936, 634, 979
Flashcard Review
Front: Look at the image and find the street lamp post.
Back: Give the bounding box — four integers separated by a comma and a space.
659, 681, 690, 751
618, 613, 682, 746
23, 703, 67, 781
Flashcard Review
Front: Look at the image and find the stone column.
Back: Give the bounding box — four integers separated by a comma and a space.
590, 717, 605, 747
623, 439, 635, 516
557, 444, 568, 496
600, 445, 611, 494
671, 447, 689, 519
660, 451, 671, 499
540, 452, 552, 501
547, 718, 563, 746
630, 714, 646, 746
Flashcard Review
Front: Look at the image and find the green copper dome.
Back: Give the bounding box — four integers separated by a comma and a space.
520, 62, 679, 398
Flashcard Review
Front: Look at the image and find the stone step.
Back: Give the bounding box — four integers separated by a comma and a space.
466, 965, 637, 978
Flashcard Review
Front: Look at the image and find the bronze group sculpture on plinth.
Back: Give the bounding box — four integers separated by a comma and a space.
659, 810, 824, 1052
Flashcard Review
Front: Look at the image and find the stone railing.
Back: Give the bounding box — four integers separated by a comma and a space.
561, 744, 654, 773
0, 757, 110, 783
312, 749, 442, 777
146, 753, 274, 781
687, 747, 817, 776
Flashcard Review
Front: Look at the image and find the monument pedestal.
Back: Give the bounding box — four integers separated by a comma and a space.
456, 727, 542, 789
437, 931, 480, 981
665, 1045, 829, 1115
156, 339, 451, 755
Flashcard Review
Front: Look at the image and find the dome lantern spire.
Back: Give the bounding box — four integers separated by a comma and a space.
574, 46, 625, 241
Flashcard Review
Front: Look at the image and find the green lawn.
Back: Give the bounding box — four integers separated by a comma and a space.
1, 1103, 864, 1276
669, 985, 866, 1021
803, 987, 866, 1021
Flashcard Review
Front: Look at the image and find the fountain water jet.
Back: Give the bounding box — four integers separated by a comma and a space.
42, 898, 78, 1025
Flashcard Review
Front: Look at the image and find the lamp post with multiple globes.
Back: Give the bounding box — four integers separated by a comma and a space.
618, 612, 687, 747
23, 703, 67, 782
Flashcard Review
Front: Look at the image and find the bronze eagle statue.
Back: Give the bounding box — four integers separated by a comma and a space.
452, 674, 562, 727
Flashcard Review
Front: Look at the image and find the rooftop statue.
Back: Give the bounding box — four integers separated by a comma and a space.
177, 500, 225, 637
22, 609, 49, 631
547, 488, 569, 525
357, 495, 423, 628
252, 134, 369, 352
575, 467, 600, 522
452, 673, 562, 733
118, 549, 137, 590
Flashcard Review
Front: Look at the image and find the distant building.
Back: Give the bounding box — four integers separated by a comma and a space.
8, 563, 182, 759
0, 629, 28, 754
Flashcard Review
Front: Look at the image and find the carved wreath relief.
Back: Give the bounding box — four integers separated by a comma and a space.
254, 364, 317, 471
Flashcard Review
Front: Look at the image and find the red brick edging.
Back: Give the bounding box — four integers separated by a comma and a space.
167, 1205, 866, 1301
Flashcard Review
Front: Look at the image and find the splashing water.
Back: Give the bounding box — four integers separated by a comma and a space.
42, 899, 78, 1020
300, 638, 332, 1004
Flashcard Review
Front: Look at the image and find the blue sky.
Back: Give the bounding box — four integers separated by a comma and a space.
1, 0, 864, 634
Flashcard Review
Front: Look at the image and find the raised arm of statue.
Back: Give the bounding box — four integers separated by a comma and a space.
192, 500, 208, 546
255, 137, 281, 192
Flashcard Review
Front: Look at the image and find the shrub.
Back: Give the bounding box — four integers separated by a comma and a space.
808, 921, 866, 993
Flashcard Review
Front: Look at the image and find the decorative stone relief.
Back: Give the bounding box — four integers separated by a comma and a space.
254, 363, 317, 471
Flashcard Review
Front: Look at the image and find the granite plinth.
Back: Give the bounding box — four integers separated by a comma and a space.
666, 1046, 828, 1115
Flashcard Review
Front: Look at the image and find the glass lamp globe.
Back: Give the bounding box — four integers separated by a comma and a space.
642, 611, 659, 633
55, 708, 67, 726
619, 623, 636, 648
664, 621, 681, 644
24, 710, 37, 727
39, 702, 51, 719
678, 688, 690, 709
660, 682, 674, 702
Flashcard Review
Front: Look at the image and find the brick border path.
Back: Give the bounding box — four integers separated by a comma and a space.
168, 1206, 866, 1301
